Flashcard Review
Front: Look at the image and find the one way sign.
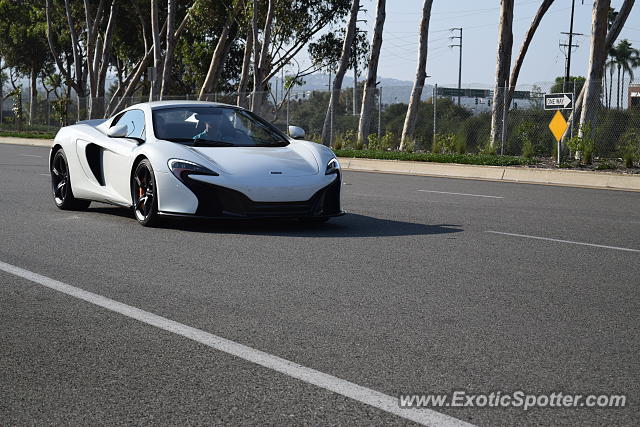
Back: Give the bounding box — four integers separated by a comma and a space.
544, 93, 573, 110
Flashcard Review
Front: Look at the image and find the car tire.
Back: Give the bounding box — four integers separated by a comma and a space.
51, 148, 91, 210
132, 159, 160, 227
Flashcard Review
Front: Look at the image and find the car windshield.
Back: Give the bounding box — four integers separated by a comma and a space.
152, 106, 289, 147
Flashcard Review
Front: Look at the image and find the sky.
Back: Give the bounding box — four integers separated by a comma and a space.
315, 0, 640, 90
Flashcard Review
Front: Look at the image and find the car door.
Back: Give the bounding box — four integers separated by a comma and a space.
101, 109, 147, 203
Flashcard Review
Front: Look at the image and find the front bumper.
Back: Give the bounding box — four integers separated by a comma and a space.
159, 172, 343, 219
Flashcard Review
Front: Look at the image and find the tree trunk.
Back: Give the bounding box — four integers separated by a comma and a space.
568, 0, 634, 126
237, 28, 253, 108
149, 0, 162, 101
506, 0, 554, 110
83, 0, 106, 118
199, 1, 242, 100
490, 0, 514, 148
251, 0, 260, 110
29, 69, 37, 126
621, 68, 626, 108
160, 0, 176, 100
579, 0, 611, 133
357, 0, 385, 147
321, 0, 360, 146
399, 0, 433, 150
608, 65, 614, 108
108, 5, 194, 116
251, 0, 275, 114
95, 1, 116, 117
617, 64, 621, 108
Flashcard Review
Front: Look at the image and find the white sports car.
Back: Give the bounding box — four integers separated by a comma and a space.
49, 101, 343, 226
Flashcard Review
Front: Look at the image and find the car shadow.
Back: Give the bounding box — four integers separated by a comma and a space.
88, 207, 462, 238
172, 215, 461, 238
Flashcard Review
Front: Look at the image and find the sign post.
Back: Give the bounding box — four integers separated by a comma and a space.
545, 93, 573, 165
548, 111, 569, 165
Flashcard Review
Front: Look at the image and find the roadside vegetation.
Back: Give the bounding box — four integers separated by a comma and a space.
334, 149, 537, 166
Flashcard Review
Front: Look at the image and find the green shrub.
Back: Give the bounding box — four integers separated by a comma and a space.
334, 149, 537, 166
515, 120, 535, 158
432, 133, 457, 154
479, 138, 497, 155
456, 113, 491, 154
334, 129, 355, 149
367, 132, 395, 151
618, 129, 640, 168
566, 123, 595, 165
455, 136, 466, 154
595, 162, 616, 170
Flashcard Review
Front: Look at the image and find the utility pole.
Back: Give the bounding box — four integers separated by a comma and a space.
562, 0, 583, 91
433, 83, 437, 144
376, 82, 382, 137
449, 27, 463, 106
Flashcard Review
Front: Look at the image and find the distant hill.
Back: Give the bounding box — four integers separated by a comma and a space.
282, 73, 434, 105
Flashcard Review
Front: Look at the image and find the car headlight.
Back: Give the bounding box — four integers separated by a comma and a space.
325, 158, 340, 175
168, 159, 218, 182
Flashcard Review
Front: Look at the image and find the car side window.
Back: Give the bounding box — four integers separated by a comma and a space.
112, 110, 146, 141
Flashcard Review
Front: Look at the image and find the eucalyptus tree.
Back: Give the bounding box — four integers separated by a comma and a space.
320, 0, 360, 146
489, 0, 514, 149
399, 0, 433, 150
579, 0, 611, 133
159, 0, 176, 100
237, 26, 253, 108
199, 0, 244, 100
107, 1, 198, 115
357, 0, 385, 147
506, 0, 554, 111
0, 0, 51, 125
44, 0, 118, 119
149, 0, 161, 101
570, 0, 634, 127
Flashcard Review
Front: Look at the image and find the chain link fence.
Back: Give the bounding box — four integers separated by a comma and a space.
2, 82, 639, 164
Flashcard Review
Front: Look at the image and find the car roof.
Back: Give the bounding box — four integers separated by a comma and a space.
125, 100, 239, 111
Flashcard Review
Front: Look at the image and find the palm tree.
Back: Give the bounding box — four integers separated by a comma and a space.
603, 7, 618, 108
605, 47, 617, 108
613, 39, 636, 108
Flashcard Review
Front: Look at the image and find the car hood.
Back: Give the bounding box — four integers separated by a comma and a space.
188, 145, 320, 177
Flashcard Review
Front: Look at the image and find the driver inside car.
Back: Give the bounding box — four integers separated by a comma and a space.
193, 112, 234, 141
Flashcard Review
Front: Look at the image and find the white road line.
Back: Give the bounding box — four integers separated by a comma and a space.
417, 190, 503, 199
19, 154, 43, 158
39, 173, 50, 176
0, 260, 472, 427
485, 231, 640, 253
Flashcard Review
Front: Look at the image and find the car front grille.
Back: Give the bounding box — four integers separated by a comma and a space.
184, 173, 341, 218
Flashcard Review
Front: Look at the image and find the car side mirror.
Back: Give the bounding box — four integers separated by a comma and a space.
288, 125, 305, 140
107, 124, 128, 138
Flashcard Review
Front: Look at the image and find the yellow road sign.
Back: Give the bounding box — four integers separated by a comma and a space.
548, 110, 568, 142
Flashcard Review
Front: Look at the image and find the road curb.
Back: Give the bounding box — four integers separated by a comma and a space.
338, 157, 640, 192
0, 137, 53, 148
2, 138, 637, 192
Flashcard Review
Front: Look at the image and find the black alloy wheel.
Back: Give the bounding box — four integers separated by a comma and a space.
132, 159, 159, 226
51, 149, 90, 210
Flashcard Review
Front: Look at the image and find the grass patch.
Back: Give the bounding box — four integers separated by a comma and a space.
595, 162, 616, 170
0, 130, 56, 139
334, 149, 538, 166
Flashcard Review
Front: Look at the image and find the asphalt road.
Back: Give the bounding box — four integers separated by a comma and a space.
1, 143, 638, 426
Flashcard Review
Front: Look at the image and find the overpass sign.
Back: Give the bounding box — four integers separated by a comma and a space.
544, 93, 573, 110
